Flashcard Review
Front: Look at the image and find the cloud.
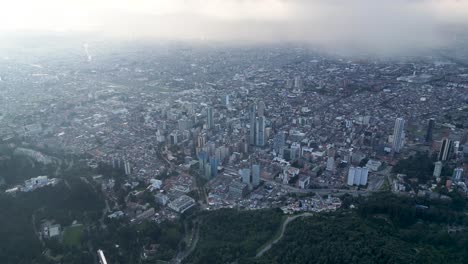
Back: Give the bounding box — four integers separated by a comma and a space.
1, 0, 468, 55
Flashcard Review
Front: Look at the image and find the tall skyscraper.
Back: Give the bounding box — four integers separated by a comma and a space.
210, 158, 219, 178
206, 106, 214, 129
273, 131, 286, 154
453, 168, 463, 182
256, 116, 266, 147
294, 76, 302, 89
438, 138, 452, 161
433, 161, 443, 177
249, 104, 257, 145
251, 164, 260, 187
240, 168, 251, 185
392, 117, 405, 153
425, 118, 435, 143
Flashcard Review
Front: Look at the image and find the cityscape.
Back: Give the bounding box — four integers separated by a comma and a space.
1, 1, 468, 264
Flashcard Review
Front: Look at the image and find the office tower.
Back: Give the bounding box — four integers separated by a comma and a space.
198, 151, 208, 172
206, 106, 214, 129
249, 103, 257, 145
425, 118, 435, 143
392, 117, 405, 153
453, 168, 463, 182
197, 133, 207, 148
240, 168, 251, 185
224, 94, 230, 107
252, 164, 260, 186
290, 142, 301, 161
210, 158, 218, 178
433, 161, 443, 177
438, 138, 452, 161
204, 163, 212, 180
294, 76, 302, 89
256, 116, 266, 147
273, 131, 286, 154
257, 101, 266, 117
124, 160, 131, 175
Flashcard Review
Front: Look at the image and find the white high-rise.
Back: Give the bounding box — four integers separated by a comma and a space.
347, 167, 369, 186
433, 161, 443, 177
392, 118, 405, 153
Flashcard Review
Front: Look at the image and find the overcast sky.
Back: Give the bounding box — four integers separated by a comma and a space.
1, 0, 468, 54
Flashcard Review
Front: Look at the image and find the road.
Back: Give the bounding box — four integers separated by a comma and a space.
263, 179, 373, 197
172, 220, 201, 264
256, 213, 313, 258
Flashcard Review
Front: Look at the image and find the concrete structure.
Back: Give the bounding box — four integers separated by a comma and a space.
438, 138, 452, 161
256, 116, 266, 147
240, 168, 251, 185
425, 118, 435, 143
392, 117, 405, 153
168, 195, 196, 213
249, 103, 257, 145
229, 181, 248, 199
206, 106, 214, 129
365, 159, 382, 172
124, 160, 132, 175
257, 101, 266, 117
298, 175, 310, 189
155, 193, 169, 206
453, 168, 463, 182
347, 167, 369, 186
433, 161, 443, 177
251, 164, 261, 187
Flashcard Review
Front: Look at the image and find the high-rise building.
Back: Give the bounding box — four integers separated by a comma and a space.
290, 142, 301, 161
124, 160, 131, 175
198, 151, 208, 172
249, 104, 257, 145
453, 168, 463, 182
206, 107, 214, 129
273, 131, 286, 154
392, 118, 405, 153
252, 164, 260, 187
210, 158, 219, 178
197, 133, 207, 148
347, 167, 369, 186
256, 116, 266, 147
294, 76, 302, 89
438, 138, 452, 161
433, 161, 443, 177
240, 168, 251, 185
224, 95, 230, 107
425, 118, 435, 143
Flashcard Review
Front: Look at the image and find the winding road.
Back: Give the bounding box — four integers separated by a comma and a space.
256, 213, 314, 258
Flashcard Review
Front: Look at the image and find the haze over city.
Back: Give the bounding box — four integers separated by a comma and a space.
2, 0, 468, 54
